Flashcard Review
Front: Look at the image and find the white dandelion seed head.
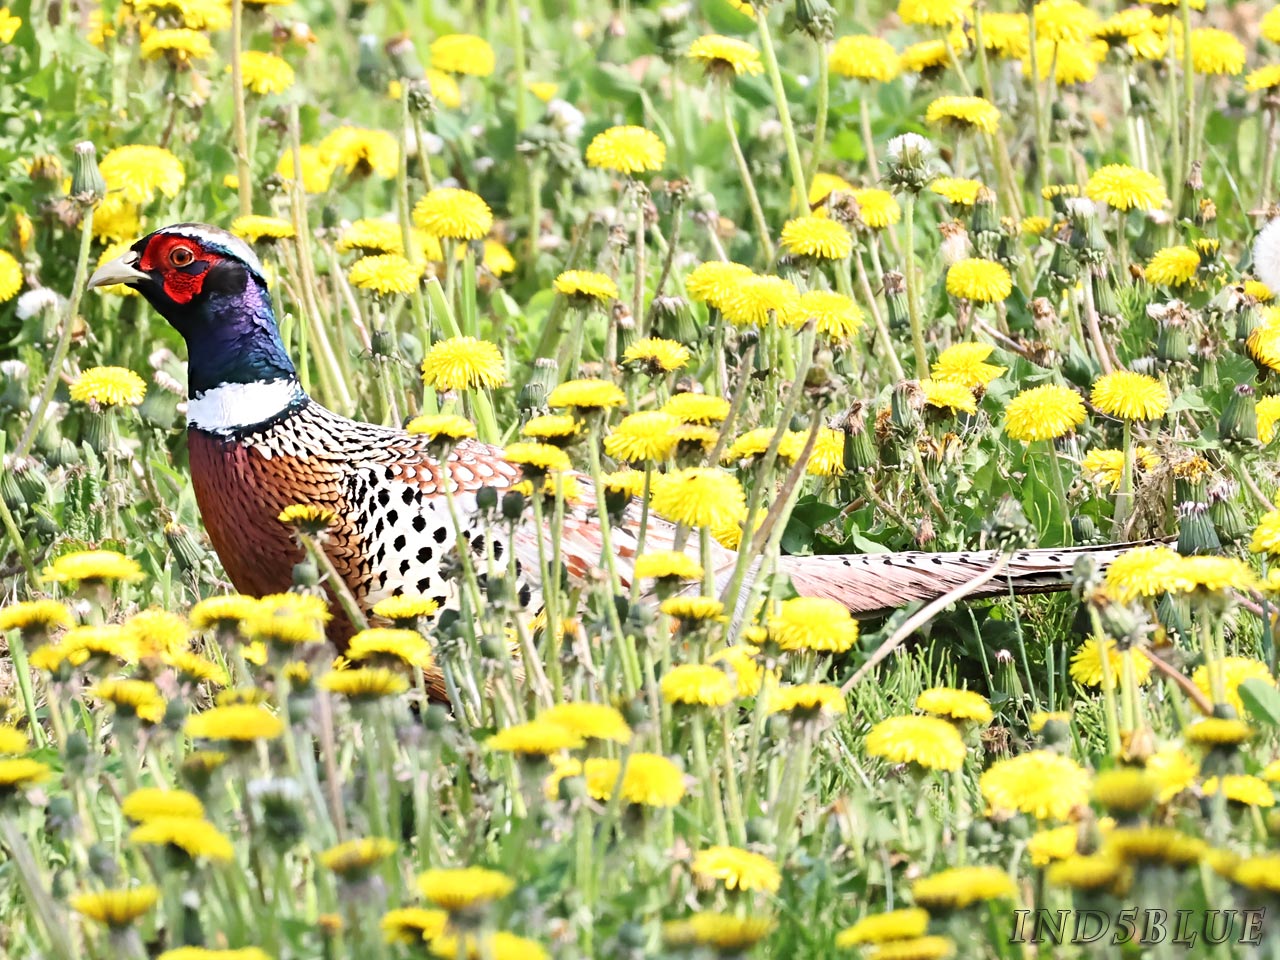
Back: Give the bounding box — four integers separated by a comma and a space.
886, 132, 934, 163
0, 359, 28, 380
15, 287, 63, 320
1254, 218, 1280, 294
546, 99, 585, 139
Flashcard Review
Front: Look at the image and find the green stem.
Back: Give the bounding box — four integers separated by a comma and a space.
16, 205, 94, 460
756, 9, 807, 213
902, 193, 928, 376
1046, 441, 1074, 547
230, 0, 253, 217
1180, 0, 1196, 172
720, 85, 775, 262
806, 39, 829, 183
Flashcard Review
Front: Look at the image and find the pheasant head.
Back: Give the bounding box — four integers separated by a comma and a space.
88, 224, 295, 397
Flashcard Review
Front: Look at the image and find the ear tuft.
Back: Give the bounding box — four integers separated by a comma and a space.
202, 259, 250, 298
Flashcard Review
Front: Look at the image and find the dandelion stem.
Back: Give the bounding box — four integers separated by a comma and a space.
807, 39, 830, 183
720, 85, 775, 262
17, 205, 94, 460
230, 0, 253, 217
756, 9, 808, 214
902, 193, 928, 377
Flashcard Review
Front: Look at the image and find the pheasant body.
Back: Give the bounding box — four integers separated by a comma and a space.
89, 223, 1155, 652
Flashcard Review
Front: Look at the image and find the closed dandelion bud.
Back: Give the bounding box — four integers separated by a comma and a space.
292, 558, 320, 587
1218, 383, 1259, 446
883, 271, 908, 332
165, 521, 204, 572
64, 730, 90, 773
971, 186, 999, 238
370, 329, 396, 358
1099, 603, 1147, 648
790, 0, 835, 41
1066, 199, 1106, 264
1176, 501, 1221, 556
356, 34, 384, 91
163, 697, 188, 732
70, 141, 106, 206
14, 458, 48, 505
1178, 162, 1203, 223
1049, 239, 1079, 288
473, 484, 498, 513
47, 437, 80, 469
80, 409, 112, 455
884, 133, 936, 194
1091, 271, 1121, 326
385, 34, 423, 80
1072, 514, 1098, 543
28, 154, 63, 183
890, 381, 921, 435
1235, 302, 1264, 343
501, 489, 526, 521
840, 403, 877, 474
520, 357, 558, 412
653, 295, 696, 343
0, 362, 29, 413
1156, 315, 1190, 363
406, 77, 436, 116
1208, 481, 1247, 543
138, 387, 179, 429
614, 308, 636, 361
1, 464, 24, 512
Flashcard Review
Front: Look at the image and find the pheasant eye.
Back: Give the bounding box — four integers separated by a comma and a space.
169, 246, 195, 267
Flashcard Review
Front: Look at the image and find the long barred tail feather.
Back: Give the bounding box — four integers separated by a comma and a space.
781, 540, 1166, 617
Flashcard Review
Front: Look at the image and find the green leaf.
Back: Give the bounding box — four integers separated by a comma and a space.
1239, 679, 1280, 728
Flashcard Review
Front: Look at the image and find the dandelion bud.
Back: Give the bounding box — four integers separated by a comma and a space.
406, 78, 436, 117
1178, 162, 1204, 224
1218, 383, 1259, 447
292, 558, 320, 587
890, 380, 921, 435
970, 186, 999, 238
501, 489, 526, 522
1208, 481, 1248, 544
1066, 199, 1106, 264
838, 403, 876, 474
356, 34, 384, 92
28, 154, 63, 183
1048, 237, 1079, 288
1072, 514, 1099, 543
0, 463, 24, 512
165, 521, 205, 572
883, 270, 909, 332
651, 294, 696, 343
1234, 301, 1264, 343
70, 141, 106, 206
884, 133, 936, 194
385, 33, 423, 80
1155, 312, 1190, 364
1177, 501, 1221, 556
789, 0, 835, 42
519, 357, 559, 413
613, 303, 636, 360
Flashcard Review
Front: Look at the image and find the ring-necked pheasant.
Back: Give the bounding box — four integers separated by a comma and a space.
89, 223, 1141, 647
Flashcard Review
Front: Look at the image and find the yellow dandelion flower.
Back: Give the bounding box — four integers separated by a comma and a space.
865, 938, 956, 960
1191, 27, 1245, 76
692, 846, 780, 893
1146, 745, 1198, 801
43, 549, 143, 584
1046, 854, 1128, 893
660, 596, 727, 622
236, 50, 294, 94
604, 411, 680, 462
348, 254, 422, 296
0, 249, 22, 301
277, 504, 337, 531
547, 378, 626, 411
662, 392, 730, 424
1203, 774, 1275, 807
322, 667, 410, 701
1069, 638, 1153, 688
831, 35, 901, 82
920, 379, 978, 415
584, 753, 686, 807
420, 336, 506, 392
1028, 824, 1082, 866
70, 366, 147, 407
526, 80, 557, 102
91, 194, 141, 242
721, 274, 801, 327
319, 836, 397, 874
538, 702, 632, 743
1186, 717, 1254, 747
486, 720, 584, 756
779, 216, 853, 260
429, 33, 495, 76
764, 683, 847, 720
1192, 657, 1274, 717
634, 551, 703, 582
121, 787, 205, 822
406, 414, 477, 442
382, 907, 448, 945
0, 726, 29, 755
185, 704, 284, 742
320, 126, 399, 179
0, 599, 73, 633
0, 757, 52, 794
1259, 395, 1280, 443
1173, 555, 1259, 595
850, 188, 901, 229
622, 337, 691, 374
664, 913, 775, 951
1105, 545, 1184, 601
1252, 511, 1280, 556
0, 6, 21, 43
1086, 164, 1167, 211
140, 27, 213, 63
70, 885, 159, 928
1145, 245, 1200, 286
130, 817, 233, 862
1246, 64, 1280, 92
370, 594, 440, 621
661, 664, 736, 707
651, 468, 747, 529
553, 269, 618, 303
899, 0, 972, 28
865, 714, 965, 770
336, 219, 403, 255
277, 143, 334, 193
685, 260, 754, 310
1033, 0, 1099, 42
926, 95, 1001, 135
413, 187, 492, 240
931, 342, 1005, 388
912, 866, 1016, 910
836, 909, 931, 946
585, 125, 666, 175
974, 12, 1030, 59
946, 258, 1013, 302
190, 595, 260, 631
980, 750, 1091, 819
1081, 446, 1159, 489
418, 866, 514, 911
767, 596, 858, 653
1090, 370, 1169, 421
928, 178, 982, 207
346, 628, 433, 669
793, 290, 864, 340
916, 687, 992, 724
1004, 384, 1086, 442
688, 34, 763, 77
230, 214, 295, 244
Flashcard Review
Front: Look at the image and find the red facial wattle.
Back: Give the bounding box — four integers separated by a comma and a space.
138, 234, 219, 305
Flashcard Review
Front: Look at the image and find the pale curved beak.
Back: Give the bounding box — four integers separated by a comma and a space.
87, 249, 149, 289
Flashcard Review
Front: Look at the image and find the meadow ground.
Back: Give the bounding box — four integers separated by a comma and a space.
5, 0, 1280, 957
